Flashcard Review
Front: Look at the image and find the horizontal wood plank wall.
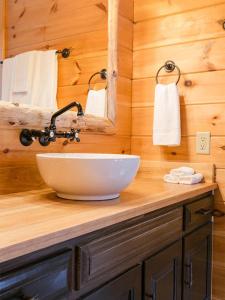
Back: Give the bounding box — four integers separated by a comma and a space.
132, 1, 225, 299
0, 0, 133, 194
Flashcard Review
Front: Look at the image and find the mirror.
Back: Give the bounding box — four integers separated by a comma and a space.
0, 0, 118, 134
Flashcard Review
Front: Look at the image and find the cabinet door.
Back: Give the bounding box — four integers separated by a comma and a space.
144, 241, 182, 300
183, 223, 212, 300
82, 265, 142, 300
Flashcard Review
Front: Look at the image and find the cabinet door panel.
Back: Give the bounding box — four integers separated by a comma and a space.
0, 251, 71, 300
82, 265, 142, 300
183, 223, 212, 300
144, 241, 182, 300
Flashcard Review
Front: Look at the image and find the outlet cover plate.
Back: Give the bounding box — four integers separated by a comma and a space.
196, 132, 211, 154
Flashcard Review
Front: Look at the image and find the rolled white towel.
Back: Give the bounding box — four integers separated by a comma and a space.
179, 173, 203, 185
163, 174, 180, 184
170, 166, 194, 176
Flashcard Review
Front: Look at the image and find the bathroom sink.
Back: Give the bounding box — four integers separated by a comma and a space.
36, 153, 140, 200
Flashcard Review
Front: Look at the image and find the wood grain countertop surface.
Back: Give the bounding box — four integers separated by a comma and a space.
0, 177, 217, 263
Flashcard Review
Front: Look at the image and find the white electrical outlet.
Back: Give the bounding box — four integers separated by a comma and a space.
196, 132, 211, 154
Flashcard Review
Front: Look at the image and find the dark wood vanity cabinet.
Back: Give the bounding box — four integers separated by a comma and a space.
0, 193, 213, 300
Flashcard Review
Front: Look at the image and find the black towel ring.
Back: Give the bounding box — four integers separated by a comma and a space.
88, 69, 107, 91
156, 61, 181, 85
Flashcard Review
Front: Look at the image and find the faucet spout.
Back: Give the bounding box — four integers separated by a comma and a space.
50, 101, 84, 129
20, 101, 84, 147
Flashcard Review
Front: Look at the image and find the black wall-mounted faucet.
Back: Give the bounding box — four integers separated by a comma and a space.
20, 101, 84, 147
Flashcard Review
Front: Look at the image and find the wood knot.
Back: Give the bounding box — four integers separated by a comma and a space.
8, 121, 15, 126
13, 34, 16, 39
62, 140, 69, 146
206, 62, 216, 71
75, 61, 81, 71
50, 2, 58, 14
19, 120, 28, 126
3, 148, 10, 154
217, 19, 225, 30
171, 152, 177, 156
19, 8, 26, 18
220, 145, 225, 151
112, 70, 117, 77
184, 80, 192, 87
121, 150, 125, 154
96, 3, 107, 13
72, 78, 79, 85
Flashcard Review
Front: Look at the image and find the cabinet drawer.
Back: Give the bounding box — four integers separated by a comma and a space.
76, 208, 182, 289
0, 251, 71, 300
184, 196, 213, 232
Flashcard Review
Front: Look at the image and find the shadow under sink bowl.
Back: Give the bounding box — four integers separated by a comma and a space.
36, 153, 140, 200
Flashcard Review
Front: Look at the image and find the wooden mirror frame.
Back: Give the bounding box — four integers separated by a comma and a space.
0, 0, 118, 135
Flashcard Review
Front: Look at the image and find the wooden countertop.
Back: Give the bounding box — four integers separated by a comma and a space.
0, 178, 217, 263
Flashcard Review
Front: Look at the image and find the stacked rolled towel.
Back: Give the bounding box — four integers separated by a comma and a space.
163, 174, 179, 184
163, 167, 203, 185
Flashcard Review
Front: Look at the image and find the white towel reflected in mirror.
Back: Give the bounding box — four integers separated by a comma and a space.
85, 88, 108, 118
1, 50, 58, 110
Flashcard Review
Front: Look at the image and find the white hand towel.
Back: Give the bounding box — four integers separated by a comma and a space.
31, 50, 58, 109
170, 167, 194, 176
85, 89, 107, 118
153, 83, 181, 146
1, 57, 14, 101
179, 173, 203, 185
12, 51, 35, 93
163, 174, 180, 184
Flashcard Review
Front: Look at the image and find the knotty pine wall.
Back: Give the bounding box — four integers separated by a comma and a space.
0, 0, 133, 194
132, 1, 225, 299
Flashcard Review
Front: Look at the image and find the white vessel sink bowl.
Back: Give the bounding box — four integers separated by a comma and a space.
36, 153, 140, 200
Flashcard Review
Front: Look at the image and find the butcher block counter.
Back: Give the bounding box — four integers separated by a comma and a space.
0, 158, 218, 300
0, 177, 217, 264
